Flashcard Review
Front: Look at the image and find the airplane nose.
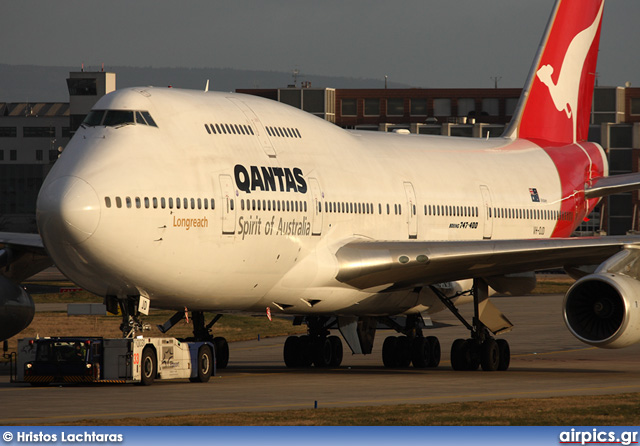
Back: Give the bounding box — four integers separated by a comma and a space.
37, 176, 101, 245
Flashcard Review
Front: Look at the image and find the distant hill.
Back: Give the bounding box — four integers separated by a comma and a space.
0, 64, 411, 103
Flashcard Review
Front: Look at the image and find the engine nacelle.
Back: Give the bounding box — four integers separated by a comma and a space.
564, 273, 640, 349
0, 275, 35, 341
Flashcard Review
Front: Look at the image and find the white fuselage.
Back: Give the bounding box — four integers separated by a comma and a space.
36, 88, 607, 317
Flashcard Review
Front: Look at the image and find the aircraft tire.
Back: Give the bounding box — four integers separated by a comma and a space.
382, 336, 398, 367
466, 339, 481, 371
313, 337, 333, 368
298, 335, 313, 367
395, 336, 412, 368
140, 346, 156, 386
213, 337, 229, 369
284, 336, 300, 368
411, 337, 428, 368
193, 345, 213, 383
450, 338, 468, 371
480, 338, 500, 372
426, 336, 441, 368
496, 339, 510, 371
328, 335, 343, 367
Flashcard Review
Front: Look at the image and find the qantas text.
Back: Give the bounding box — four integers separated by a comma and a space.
234, 165, 307, 194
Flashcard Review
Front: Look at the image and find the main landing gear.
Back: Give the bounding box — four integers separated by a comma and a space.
283, 316, 343, 368
380, 314, 441, 369
431, 278, 511, 371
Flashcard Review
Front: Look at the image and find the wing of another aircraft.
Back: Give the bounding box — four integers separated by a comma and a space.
0, 232, 51, 341
0, 233, 49, 282
335, 236, 640, 290
0, 233, 46, 250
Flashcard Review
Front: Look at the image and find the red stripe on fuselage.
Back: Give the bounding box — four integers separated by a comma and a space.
528, 140, 605, 237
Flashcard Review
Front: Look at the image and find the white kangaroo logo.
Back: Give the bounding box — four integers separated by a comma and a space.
536, 2, 604, 143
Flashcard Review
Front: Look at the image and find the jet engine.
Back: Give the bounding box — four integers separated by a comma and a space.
564, 273, 640, 349
0, 275, 35, 341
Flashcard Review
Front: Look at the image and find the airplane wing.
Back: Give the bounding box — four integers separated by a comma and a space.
0, 232, 50, 282
0, 232, 45, 250
0, 232, 51, 341
335, 236, 640, 290
585, 173, 640, 199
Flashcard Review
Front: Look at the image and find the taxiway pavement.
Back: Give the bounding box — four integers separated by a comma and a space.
2, 293, 640, 424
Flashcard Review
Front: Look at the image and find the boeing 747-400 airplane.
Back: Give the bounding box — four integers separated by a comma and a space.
3, 0, 640, 373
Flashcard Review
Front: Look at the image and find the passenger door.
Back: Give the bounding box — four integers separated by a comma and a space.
219, 175, 236, 234
308, 178, 323, 236
227, 97, 276, 158
480, 185, 493, 240
403, 182, 418, 239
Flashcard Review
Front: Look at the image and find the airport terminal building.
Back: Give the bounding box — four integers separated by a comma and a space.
0, 71, 114, 232
1, 71, 639, 235
0, 102, 70, 231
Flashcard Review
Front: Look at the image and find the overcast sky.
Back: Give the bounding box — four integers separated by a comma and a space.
3, 0, 639, 89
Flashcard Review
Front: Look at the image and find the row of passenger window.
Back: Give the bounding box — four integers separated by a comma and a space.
489, 207, 572, 221
83, 110, 158, 127
424, 203, 571, 222
322, 201, 405, 216
103, 194, 573, 223
240, 198, 406, 216
266, 126, 302, 139
241, 199, 307, 213
104, 196, 215, 210
205, 123, 254, 136
425, 205, 478, 218
102, 194, 401, 216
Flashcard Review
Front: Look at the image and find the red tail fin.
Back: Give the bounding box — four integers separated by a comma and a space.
505, 0, 605, 145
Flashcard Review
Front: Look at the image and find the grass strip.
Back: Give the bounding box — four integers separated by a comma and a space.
27, 393, 640, 426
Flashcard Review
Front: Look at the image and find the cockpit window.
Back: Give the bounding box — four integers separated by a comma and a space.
82, 110, 158, 128
141, 111, 157, 127
135, 111, 148, 125
83, 110, 105, 127
103, 110, 134, 126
